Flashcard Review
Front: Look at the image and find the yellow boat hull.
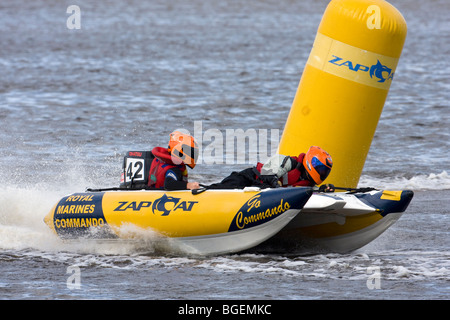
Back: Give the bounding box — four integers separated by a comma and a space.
44, 187, 313, 255
44, 187, 413, 254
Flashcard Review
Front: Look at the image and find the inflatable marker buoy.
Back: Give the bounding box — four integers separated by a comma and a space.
279, 0, 407, 187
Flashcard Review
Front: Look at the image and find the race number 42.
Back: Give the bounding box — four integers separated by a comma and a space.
125, 158, 145, 182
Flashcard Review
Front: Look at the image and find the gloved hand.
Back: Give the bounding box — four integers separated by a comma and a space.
319, 184, 335, 193
260, 175, 280, 188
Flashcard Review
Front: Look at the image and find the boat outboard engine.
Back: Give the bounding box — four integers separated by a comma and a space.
119, 151, 154, 189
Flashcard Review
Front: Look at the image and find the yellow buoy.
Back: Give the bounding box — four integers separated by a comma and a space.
278, 0, 407, 187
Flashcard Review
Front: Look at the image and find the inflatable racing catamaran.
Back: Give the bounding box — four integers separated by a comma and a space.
44, 0, 414, 255
44, 183, 413, 254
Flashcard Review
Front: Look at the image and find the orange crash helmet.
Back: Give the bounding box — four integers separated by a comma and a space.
168, 131, 199, 169
303, 146, 333, 185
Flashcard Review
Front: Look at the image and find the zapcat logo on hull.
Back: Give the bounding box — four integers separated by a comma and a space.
113, 194, 198, 216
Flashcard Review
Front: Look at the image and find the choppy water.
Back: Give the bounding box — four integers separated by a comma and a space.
0, 0, 449, 300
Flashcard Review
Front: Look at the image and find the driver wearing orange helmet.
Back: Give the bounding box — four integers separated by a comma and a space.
256, 146, 334, 191
148, 131, 200, 190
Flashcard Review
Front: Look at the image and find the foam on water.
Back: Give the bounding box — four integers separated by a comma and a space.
359, 171, 450, 191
